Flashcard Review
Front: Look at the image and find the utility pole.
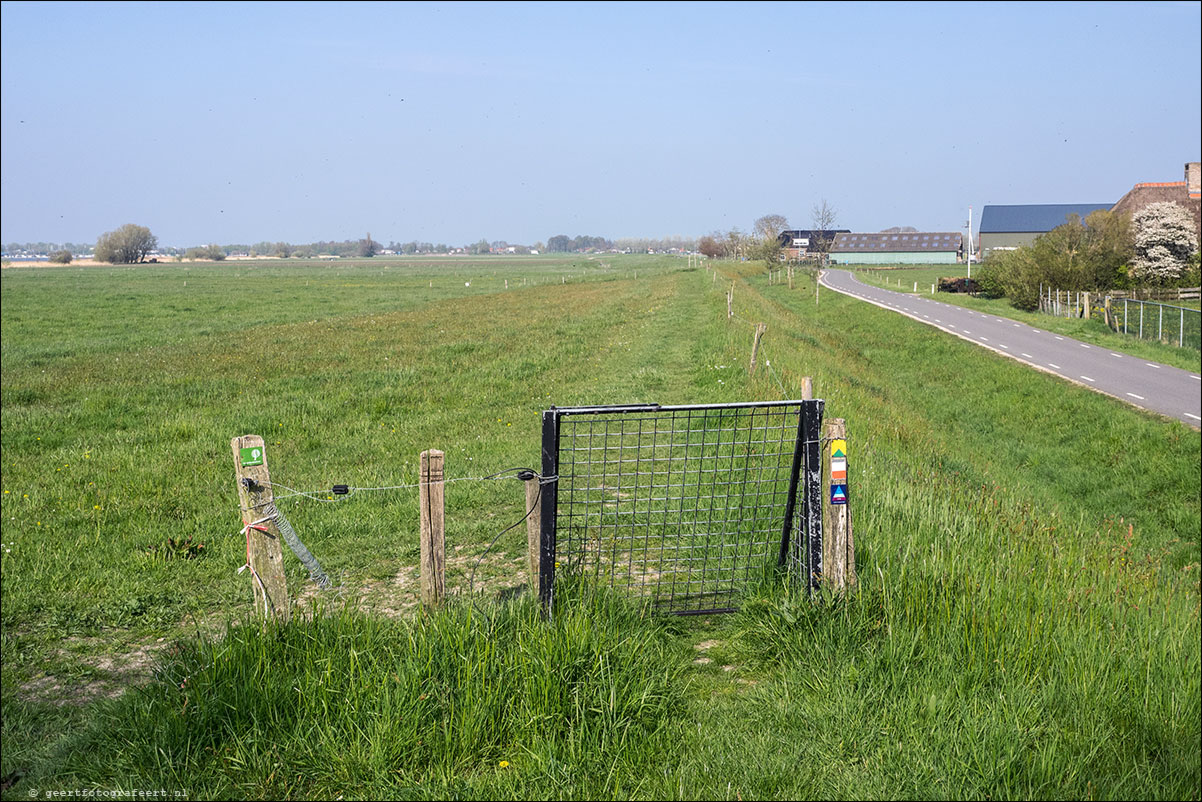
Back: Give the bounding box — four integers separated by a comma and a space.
965, 206, 975, 283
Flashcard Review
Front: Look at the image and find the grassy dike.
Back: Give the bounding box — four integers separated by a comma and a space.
1, 256, 1198, 799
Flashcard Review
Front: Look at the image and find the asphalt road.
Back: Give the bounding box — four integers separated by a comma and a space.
819, 269, 1202, 427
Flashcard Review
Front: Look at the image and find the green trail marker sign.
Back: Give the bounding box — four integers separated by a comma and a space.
240, 446, 264, 467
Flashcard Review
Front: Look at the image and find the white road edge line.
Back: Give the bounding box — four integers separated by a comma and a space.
818, 271, 1200, 428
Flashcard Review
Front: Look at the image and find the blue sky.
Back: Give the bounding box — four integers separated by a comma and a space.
2, 1, 1199, 247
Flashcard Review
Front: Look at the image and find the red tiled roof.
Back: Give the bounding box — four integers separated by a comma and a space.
1132, 181, 1187, 189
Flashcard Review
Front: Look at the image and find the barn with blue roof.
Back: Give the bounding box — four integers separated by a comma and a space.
978, 203, 1113, 254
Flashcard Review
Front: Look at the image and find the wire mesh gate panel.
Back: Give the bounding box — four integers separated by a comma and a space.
538, 400, 824, 615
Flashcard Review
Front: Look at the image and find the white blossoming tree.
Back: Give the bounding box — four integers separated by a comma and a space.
1130, 202, 1199, 285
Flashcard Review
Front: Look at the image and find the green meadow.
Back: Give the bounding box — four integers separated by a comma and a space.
1, 255, 1198, 800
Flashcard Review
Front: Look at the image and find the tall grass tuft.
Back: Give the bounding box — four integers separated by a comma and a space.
700, 474, 1202, 799
45, 586, 685, 799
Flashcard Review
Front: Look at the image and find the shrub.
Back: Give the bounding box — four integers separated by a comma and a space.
94, 224, 156, 264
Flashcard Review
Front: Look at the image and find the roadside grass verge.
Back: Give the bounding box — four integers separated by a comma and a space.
845, 265, 1201, 371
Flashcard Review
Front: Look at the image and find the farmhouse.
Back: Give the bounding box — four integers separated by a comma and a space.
1111, 161, 1201, 240
776, 229, 851, 259
977, 203, 1113, 255
828, 232, 962, 264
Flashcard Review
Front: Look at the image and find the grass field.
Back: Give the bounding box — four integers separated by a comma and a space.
846, 265, 1202, 370
2, 255, 1199, 799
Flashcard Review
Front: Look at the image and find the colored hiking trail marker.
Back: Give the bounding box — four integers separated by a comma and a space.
831, 457, 847, 482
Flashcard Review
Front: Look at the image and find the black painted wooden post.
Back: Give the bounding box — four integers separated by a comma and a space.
798, 399, 825, 592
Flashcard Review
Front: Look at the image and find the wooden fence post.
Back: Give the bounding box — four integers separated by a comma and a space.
749, 323, 767, 374
801, 375, 813, 401
525, 477, 542, 596
822, 419, 856, 595
419, 449, 446, 607
231, 435, 290, 622
727, 281, 734, 320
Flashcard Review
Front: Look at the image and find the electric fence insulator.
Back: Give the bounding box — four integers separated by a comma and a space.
332, 484, 350, 495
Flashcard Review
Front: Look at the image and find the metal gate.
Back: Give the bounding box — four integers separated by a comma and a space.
538, 400, 824, 615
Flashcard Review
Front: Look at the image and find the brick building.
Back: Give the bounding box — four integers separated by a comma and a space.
1111, 161, 1201, 240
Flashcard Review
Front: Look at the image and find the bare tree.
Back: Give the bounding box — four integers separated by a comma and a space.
723, 228, 750, 261
809, 199, 840, 263
754, 214, 790, 241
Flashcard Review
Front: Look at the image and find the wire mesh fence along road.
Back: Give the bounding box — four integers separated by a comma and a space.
1111, 297, 1201, 350
538, 400, 824, 615
1039, 287, 1201, 350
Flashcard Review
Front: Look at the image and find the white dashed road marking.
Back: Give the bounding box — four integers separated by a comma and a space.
820, 270, 1201, 428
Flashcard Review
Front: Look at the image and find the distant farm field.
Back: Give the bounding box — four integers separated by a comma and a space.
2, 255, 1198, 799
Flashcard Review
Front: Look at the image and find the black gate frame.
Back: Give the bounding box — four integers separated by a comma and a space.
538, 399, 824, 614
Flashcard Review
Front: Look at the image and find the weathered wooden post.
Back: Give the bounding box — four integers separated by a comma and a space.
1083, 291, 1091, 320
801, 375, 813, 401
419, 449, 446, 607
727, 281, 734, 320
749, 323, 767, 374
525, 476, 542, 595
231, 435, 290, 622
822, 419, 856, 594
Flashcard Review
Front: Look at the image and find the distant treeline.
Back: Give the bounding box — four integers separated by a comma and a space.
5, 233, 701, 259
3, 241, 95, 256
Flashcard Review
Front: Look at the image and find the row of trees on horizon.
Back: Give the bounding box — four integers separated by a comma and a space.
3, 231, 705, 261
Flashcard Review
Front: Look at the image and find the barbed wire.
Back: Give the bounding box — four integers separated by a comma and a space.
265, 466, 549, 504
